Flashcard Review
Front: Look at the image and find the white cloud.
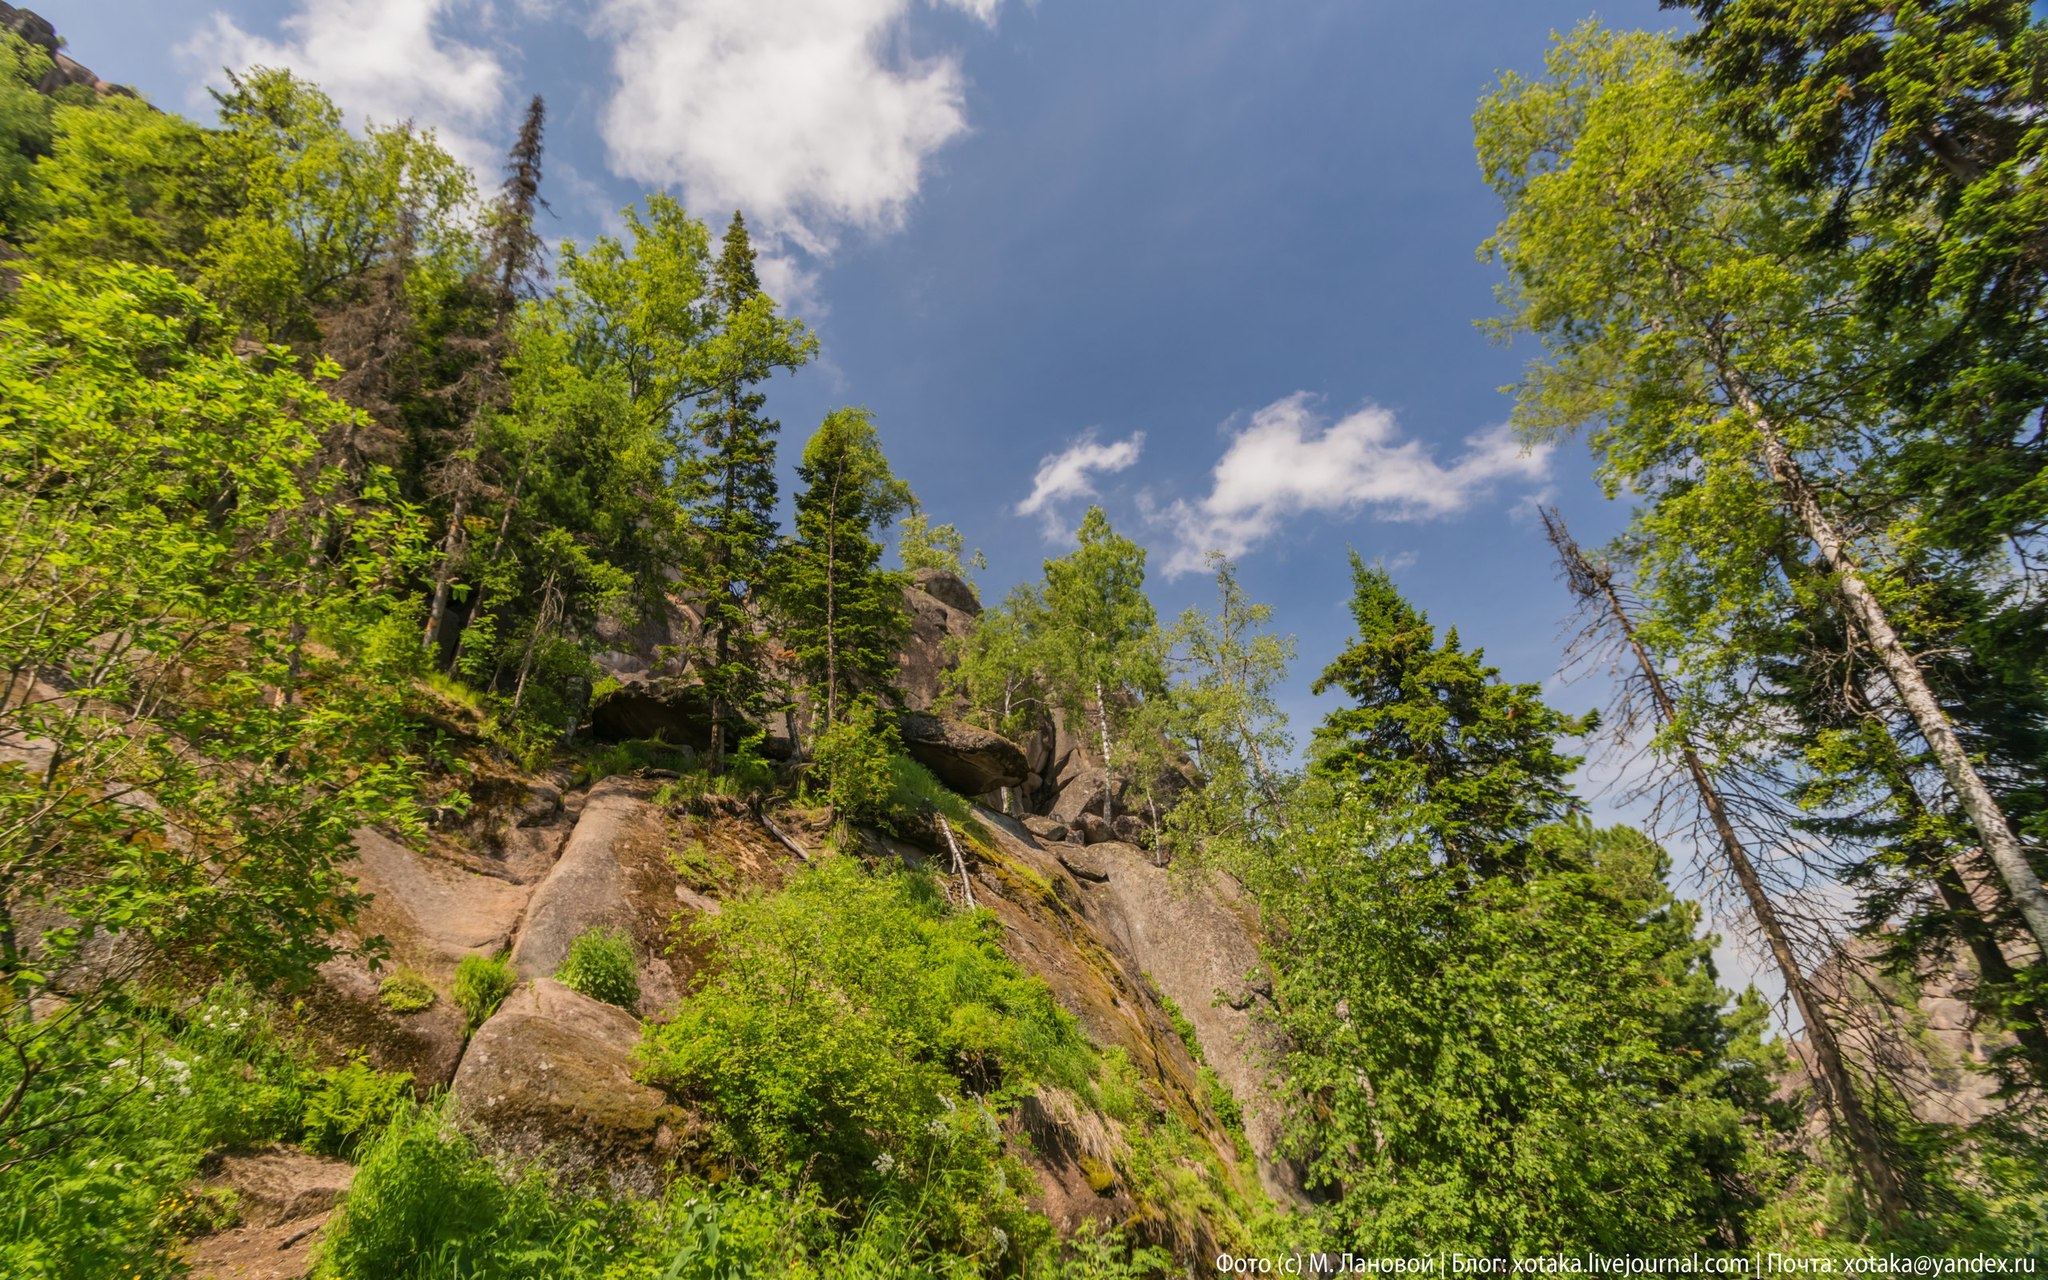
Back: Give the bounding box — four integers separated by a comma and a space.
1162, 392, 1550, 575
595, 0, 1001, 258
181, 0, 509, 175
1016, 431, 1146, 533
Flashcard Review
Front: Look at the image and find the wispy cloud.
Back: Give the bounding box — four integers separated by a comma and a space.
180, 0, 510, 176
595, 0, 1001, 273
1161, 393, 1550, 575
1016, 430, 1147, 535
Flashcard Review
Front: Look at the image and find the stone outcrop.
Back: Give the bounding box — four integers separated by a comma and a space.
966, 811, 1308, 1208
586, 668, 715, 746
897, 570, 980, 712
897, 711, 1028, 795
508, 778, 690, 1016
0, 5, 133, 97
451, 979, 685, 1196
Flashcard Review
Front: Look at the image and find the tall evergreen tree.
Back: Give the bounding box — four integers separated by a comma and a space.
780, 407, 913, 731
424, 94, 547, 660
1311, 554, 1585, 878
684, 211, 816, 767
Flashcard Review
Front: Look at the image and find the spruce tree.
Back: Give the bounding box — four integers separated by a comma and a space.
423, 94, 547, 660
1311, 553, 1585, 878
684, 211, 815, 767
780, 407, 913, 731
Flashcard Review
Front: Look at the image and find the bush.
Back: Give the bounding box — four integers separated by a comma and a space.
809, 697, 899, 827
725, 730, 777, 794
637, 858, 1088, 1259
377, 968, 436, 1014
302, 1060, 415, 1157
453, 952, 516, 1030
555, 927, 640, 1010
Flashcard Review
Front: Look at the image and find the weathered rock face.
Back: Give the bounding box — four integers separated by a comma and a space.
968, 813, 1308, 1208
1049, 766, 1123, 827
351, 827, 528, 978
508, 778, 691, 1016
0, 5, 133, 97
898, 712, 1028, 795
587, 670, 715, 746
451, 979, 685, 1196
913, 567, 982, 618
897, 572, 980, 713
1785, 938, 2023, 1133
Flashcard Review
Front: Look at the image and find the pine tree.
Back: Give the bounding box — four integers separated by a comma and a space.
684, 211, 815, 768
780, 408, 913, 732
1311, 554, 1586, 878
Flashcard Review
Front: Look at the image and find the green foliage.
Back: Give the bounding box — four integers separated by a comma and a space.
453, 952, 517, 1030
724, 730, 778, 795
1311, 554, 1587, 877
0, 981, 314, 1278
302, 1060, 416, 1158
780, 407, 914, 725
637, 857, 1089, 1260
555, 927, 641, 1010
0, 264, 427, 1161
810, 697, 902, 827
576, 738, 699, 786
680, 211, 817, 768
886, 751, 978, 833
1248, 787, 1784, 1251
898, 509, 984, 581
378, 969, 437, 1014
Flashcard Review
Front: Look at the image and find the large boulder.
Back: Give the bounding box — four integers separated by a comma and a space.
897, 575, 980, 712
1048, 766, 1123, 827
912, 567, 981, 617
507, 779, 689, 1016
897, 712, 1027, 795
451, 979, 684, 1196
586, 670, 715, 747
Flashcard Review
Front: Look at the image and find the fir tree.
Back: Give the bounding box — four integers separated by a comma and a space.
1311, 554, 1586, 878
780, 407, 912, 731
684, 210, 815, 767
424, 94, 548, 660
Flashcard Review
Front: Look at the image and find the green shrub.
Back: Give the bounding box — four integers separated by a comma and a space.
577, 737, 697, 785
302, 1060, 415, 1157
725, 730, 777, 794
885, 750, 978, 833
453, 952, 516, 1030
809, 698, 899, 827
637, 858, 1088, 1258
377, 968, 435, 1014
555, 927, 640, 1010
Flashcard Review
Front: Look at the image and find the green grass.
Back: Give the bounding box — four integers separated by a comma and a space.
554, 927, 640, 1010
453, 953, 516, 1031
377, 968, 436, 1014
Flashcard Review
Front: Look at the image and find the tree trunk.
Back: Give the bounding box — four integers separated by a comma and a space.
423, 493, 470, 659
1543, 508, 1905, 1228
1713, 360, 2048, 956
1094, 677, 1115, 826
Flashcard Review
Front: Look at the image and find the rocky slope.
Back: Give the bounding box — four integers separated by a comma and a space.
197, 569, 1297, 1273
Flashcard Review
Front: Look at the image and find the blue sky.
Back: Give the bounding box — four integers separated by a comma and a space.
51, 0, 1728, 903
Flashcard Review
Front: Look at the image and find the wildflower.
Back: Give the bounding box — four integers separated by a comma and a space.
872, 1152, 897, 1176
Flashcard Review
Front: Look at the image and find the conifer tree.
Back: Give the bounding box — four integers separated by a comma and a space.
684, 211, 815, 767
1311, 554, 1585, 878
424, 94, 547, 660
780, 407, 913, 731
